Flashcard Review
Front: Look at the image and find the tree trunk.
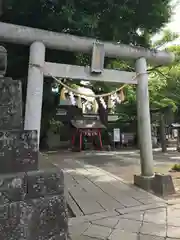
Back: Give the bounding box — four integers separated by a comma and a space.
160, 113, 167, 152
177, 129, 180, 152
0, 0, 4, 16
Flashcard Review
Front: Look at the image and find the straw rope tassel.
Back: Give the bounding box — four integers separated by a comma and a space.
77, 95, 82, 108
60, 87, 66, 100
108, 95, 113, 109
92, 98, 98, 113
119, 89, 125, 102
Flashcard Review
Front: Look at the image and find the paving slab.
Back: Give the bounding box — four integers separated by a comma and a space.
166, 239, 180, 240
83, 224, 112, 239
139, 235, 165, 240
69, 222, 90, 237
115, 218, 142, 233
167, 226, 180, 238
94, 181, 142, 207
137, 197, 166, 205
140, 222, 166, 237
143, 208, 166, 224
72, 235, 100, 240
108, 229, 138, 240
167, 217, 180, 227
166, 238, 180, 240
68, 210, 118, 225
70, 194, 105, 215
116, 203, 167, 215
120, 212, 144, 221
92, 217, 120, 229
66, 190, 84, 216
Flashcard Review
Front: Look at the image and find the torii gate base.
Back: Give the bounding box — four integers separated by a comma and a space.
134, 173, 175, 196
0, 22, 175, 196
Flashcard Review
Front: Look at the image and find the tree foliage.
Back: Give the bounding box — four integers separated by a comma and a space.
1, 0, 172, 75
0, 0, 174, 142
115, 31, 180, 124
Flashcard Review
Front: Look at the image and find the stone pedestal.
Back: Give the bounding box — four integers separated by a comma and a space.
134, 174, 154, 192
152, 173, 175, 196
134, 173, 175, 197
0, 76, 68, 239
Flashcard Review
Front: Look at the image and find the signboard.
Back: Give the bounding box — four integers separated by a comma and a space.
113, 128, 120, 142
56, 109, 67, 116
91, 42, 105, 74
79, 129, 98, 136
108, 115, 118, 122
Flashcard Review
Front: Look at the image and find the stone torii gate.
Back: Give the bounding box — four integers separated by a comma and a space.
0, 22, 174, 191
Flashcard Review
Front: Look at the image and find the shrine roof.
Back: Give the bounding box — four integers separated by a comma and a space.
71, 119, 106, 129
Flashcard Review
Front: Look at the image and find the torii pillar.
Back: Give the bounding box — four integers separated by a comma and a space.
24, 41, 45, 147
135, 57, 154, 177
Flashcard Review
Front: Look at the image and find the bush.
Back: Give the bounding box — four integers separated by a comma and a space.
172, 164, 180, 172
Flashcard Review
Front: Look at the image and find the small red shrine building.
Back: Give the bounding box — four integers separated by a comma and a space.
71, 119, 106, 151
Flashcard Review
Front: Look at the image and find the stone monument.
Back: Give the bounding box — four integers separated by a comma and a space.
0, 46, 69, 239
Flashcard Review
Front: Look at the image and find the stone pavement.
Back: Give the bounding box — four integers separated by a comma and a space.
45, 156, 180, 240
69, 203, 180, 240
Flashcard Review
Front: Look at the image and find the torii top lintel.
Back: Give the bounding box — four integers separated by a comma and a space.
0, 22, 174, 65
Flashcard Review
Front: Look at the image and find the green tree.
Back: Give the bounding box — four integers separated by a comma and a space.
115, 30, 180, 124
0, 0, 173, 145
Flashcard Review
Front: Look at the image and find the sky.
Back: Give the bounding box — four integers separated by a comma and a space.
168, 0, 180, 33
153, 0, 180, 45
